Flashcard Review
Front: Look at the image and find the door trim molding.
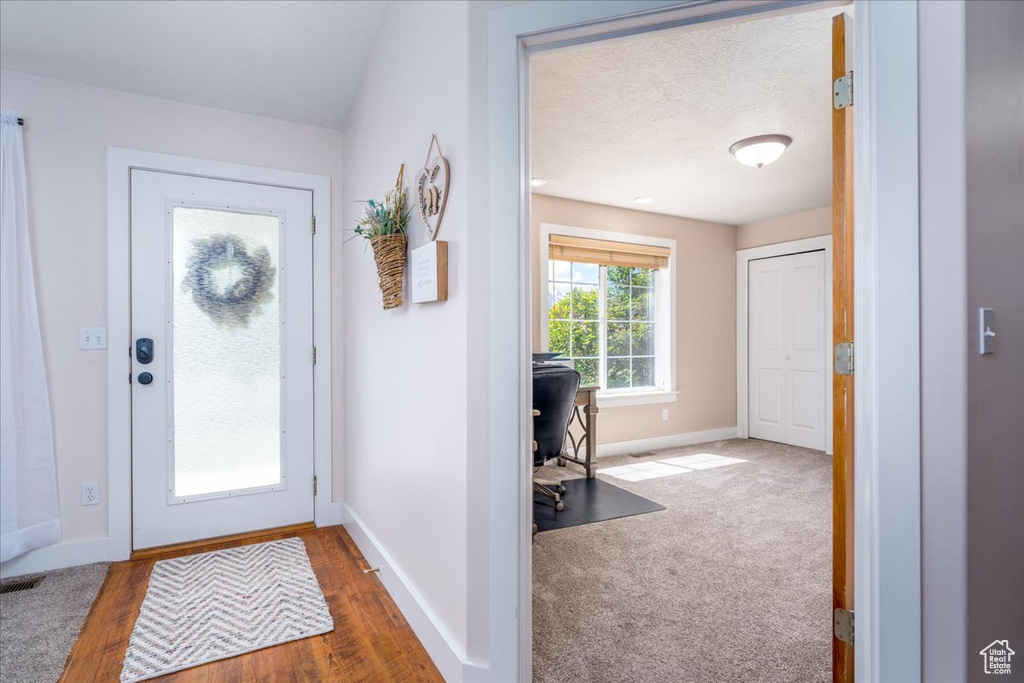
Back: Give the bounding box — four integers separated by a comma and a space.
736, 235, 833, 454
106, 148, 340, 562
852, 2, 922, 679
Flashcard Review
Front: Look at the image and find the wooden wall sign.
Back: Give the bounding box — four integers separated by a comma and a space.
415, 134, 450, 241
410, 240, 448, 303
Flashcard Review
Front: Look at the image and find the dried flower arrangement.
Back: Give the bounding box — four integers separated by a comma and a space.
355, 165, 411, 309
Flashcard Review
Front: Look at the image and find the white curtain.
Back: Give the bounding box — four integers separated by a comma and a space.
0, 110, 61, 563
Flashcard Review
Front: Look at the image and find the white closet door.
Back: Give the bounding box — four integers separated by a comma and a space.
748, 250, 826, 451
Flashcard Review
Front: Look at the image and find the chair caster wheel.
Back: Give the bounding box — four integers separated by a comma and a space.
555, 501, 564, 511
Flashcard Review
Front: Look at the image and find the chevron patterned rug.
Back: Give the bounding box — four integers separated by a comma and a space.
120, 537, 334, 682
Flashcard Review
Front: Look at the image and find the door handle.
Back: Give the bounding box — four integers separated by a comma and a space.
136, 338, 154, 365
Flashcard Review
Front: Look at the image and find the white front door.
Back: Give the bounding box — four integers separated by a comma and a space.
130, 170, 314, 550
748, 250, 826, 451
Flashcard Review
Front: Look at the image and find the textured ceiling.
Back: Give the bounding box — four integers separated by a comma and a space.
530, 6, 846, 226
0, 1, 387, 129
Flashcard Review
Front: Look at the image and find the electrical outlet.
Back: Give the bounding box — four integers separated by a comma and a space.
81, 482, 99, 506
78, 327, 107, 350
662, 409, 669, 421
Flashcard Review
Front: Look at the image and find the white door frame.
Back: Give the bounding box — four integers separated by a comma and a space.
486, 0, 921, 681
106, 148, 342, 561
736, 236, 833, 454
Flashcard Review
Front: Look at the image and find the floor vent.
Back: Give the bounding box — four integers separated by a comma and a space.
0, 576, 43, 595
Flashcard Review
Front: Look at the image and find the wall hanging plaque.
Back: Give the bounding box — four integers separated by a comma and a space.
415, 134, 450, 241
411, 240, 448, 304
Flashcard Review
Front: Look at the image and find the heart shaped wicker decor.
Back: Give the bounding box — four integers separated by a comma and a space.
415, 134, 450, 241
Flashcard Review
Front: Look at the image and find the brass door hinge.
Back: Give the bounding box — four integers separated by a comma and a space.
313, 476, 318, 496
312, 215, 316, 235
312, 346, 317, 365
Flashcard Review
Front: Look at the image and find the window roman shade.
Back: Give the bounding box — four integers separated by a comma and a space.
548, 234, 670, 270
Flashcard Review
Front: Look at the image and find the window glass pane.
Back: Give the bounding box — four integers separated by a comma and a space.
549, 283, 571, 319
607, 358, 631, 389
574, 358, 599, 387
607, 265, 632, 287
607, 283, 630, 321
571, 321, 599, 357
631, 268, 654, 287
552, 260, 572, 282
608, 322, 630, 356
631, 322, 655, 356
572, 261, 599, 285
631, 286, 653, 321
570, 285, 599, 320
633, 357, 655, 387
171, 207, 280, 498
549, 320, 570, 357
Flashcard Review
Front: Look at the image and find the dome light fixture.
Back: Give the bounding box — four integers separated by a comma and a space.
633, 196, 655, 205
530, 177, 548, 187
729, 134, 793, 169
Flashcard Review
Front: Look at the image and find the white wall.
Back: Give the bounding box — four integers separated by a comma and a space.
340, 1, 471, 676
0, 71, 344, 556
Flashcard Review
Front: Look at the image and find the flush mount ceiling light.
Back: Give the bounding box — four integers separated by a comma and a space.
729, 134, 793, 169
530, 177, 548, 187
633, 196, 655, 205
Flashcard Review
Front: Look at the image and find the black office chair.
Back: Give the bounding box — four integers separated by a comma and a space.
532, 364, 580, 511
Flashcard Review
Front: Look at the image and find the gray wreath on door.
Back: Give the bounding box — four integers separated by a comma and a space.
181, 234, 276, 327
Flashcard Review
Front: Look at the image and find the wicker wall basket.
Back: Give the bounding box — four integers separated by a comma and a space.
370, 234, 408, 310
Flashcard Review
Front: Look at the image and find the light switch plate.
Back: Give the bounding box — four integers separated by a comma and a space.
79, 327, 107, 350
979, 308, 995, 355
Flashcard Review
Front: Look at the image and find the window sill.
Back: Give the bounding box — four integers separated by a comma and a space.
597, 390, 678, 408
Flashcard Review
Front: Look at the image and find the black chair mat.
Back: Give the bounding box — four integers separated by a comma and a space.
533, 476, 665, 532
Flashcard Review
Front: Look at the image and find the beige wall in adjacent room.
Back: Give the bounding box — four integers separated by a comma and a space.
531, 194, 737, 445
736, 205, 831, 250
0, 70, 345, 547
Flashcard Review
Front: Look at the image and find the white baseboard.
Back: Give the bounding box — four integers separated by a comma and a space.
0, 537, 110, 579
342, 505, 468, 683
596, 426, 740, 458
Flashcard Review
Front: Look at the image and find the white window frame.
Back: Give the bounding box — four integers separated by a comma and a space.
539, 222, 677, 407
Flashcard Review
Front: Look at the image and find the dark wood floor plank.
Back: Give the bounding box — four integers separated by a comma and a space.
61, 525, 442, 682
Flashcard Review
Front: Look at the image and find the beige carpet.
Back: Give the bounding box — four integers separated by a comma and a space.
0, 562, 109, 683
533, 438, 831, 683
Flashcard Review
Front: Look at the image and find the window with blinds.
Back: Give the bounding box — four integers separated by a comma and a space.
545, 232, 672, 393
547, 234, 670, 270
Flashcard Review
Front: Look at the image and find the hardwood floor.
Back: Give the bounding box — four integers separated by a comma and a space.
61, 525, 443, 682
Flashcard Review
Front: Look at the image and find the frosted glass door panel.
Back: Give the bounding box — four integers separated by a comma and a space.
171, 207, 282, 498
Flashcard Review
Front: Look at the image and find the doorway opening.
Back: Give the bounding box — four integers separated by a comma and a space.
526, 4, 851, 680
